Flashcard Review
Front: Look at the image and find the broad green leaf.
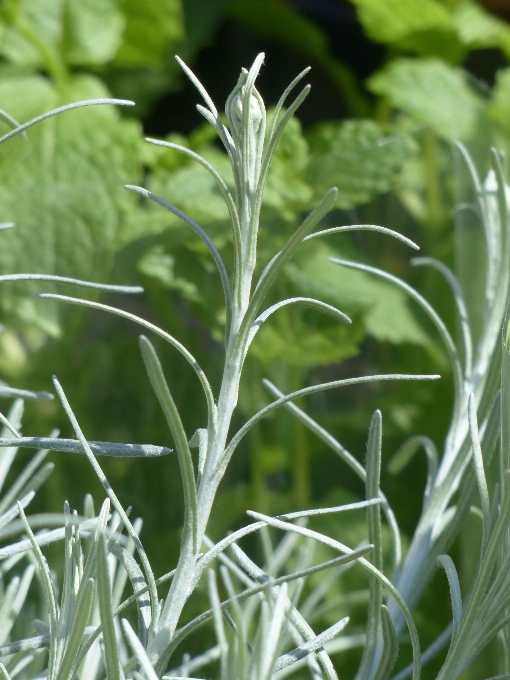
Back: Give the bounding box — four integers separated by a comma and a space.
349, 0, 463, 61
113, 0, 184, 68
0, 73, 142, 335
250, 313, 363, 367
306, 120, 414, 208
0, 0, 62, 67
286, 244, 431, 346
368, 58, 483, 141
62, 0, 125, 65
0, 0, 124, 67
452, 1, 510, 58
138, 146, 233, 243
488, 66, 510, 130
263, 115, 312, 219
137, 247, 201, 302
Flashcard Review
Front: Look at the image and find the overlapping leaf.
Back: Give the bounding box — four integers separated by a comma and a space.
0, 73, 142, 335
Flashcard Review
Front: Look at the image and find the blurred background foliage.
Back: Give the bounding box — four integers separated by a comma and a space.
1, 0, 510, 676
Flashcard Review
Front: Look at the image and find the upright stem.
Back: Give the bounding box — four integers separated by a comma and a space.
148, 282, 252, 672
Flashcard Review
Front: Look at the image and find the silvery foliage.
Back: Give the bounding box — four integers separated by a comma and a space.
0, 98, 164, 679
0, 54, 508, 680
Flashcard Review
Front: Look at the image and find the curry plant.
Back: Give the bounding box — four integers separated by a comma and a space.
0, 96, 170, 678
263, 149, 510, 679
2, 52, 510, 680
16, 53, 440, 675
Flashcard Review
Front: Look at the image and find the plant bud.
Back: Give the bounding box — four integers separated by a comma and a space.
226, 73, 264, 142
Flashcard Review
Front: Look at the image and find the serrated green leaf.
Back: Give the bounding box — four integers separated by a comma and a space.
0, 0, 62, 67
306, 120, 414, 207
452, 0, 510, 58
148, 146, 233, 227
0, 73, 142, 335
137, 246, 201, 302
62, 0, 125, 65
286, 244, 431, 346
349, 0, 463, 60
368, 58, 483, 141
250, 313, 362, 367
113, 0, 183, 68
263, 115, 312, 219
488, 66, 510, 130
0, 0, 124, 68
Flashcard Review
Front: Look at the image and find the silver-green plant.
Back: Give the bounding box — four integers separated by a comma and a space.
3, 54, 441, 678
263, 149, 510, 680
4, 53, 510, 680
0, 97, 171, 679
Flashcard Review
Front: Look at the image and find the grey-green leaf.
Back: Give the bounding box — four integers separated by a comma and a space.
97, 532, 121, 680
372, 606, 399, 680
139, 336, 198, 552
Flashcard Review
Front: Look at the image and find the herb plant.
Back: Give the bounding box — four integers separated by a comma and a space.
0, 51, 508, 680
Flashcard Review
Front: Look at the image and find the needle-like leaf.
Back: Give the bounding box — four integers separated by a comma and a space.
55, 578, 94, 680
52, 376, 159, 636
207, 570, 228, 680
246, 296, 351, 350
166, 544, 372, 665
331, 258, 462, 422
468, 393, 491, 558
247, 510, 421, 680
17, 502, 58, 677
372, 606, 399, 680
274, 616, 350, 672
303, 224, 419, 250
263, 378, 403, 570
0, 99, 134, 145
0, 438, 171, 457
218, 373, 439, 476
0, 662, 12, 679
0, 273, 142, 293
98, 532, 121, 680
140, 336, 197, 553
437, 555, 462, 643
144, 139, 242, 292
126, 185, 232, 345
36, 293, 216, 427
355, 411, 383, 680
411, 257, 472, 379
122, 619, 159, 680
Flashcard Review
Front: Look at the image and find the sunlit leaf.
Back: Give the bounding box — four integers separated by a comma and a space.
488, 66, 510, 130
452, 0, 510, 58
286, 244, 432, 346
349, 0, 463, 61
0, 73, 142, 335
113, 0, 183, 68
0, 0, 124, 67
306, 120, 414, 208
368, 58, 483, 141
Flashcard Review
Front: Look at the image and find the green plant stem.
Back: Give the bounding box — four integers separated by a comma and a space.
149, 303, 249, 671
